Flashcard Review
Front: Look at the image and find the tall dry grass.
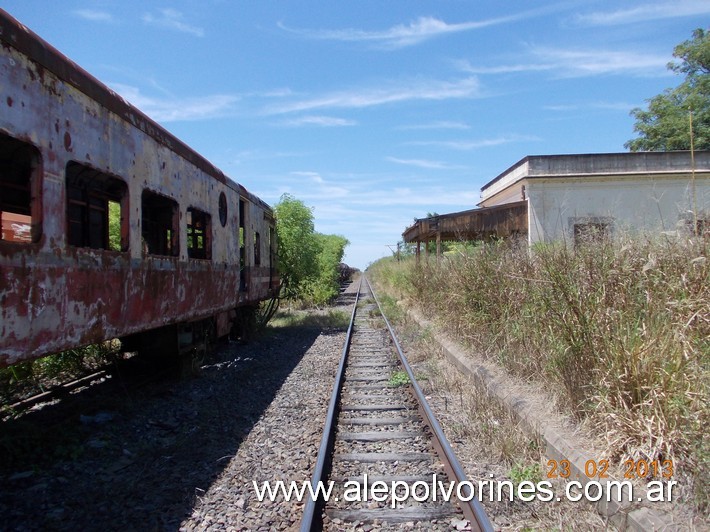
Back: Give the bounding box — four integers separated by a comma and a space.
370, 235, 709, 512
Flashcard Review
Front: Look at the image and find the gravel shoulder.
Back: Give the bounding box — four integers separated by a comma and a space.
0, 317, 345, 530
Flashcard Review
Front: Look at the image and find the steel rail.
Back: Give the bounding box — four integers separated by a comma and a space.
365, 276, 495, 532
300, 277, 362, 531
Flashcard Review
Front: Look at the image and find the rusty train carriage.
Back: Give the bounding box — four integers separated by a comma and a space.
0, 10, 278, 368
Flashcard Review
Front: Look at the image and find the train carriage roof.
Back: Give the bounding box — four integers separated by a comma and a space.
0, 9, 270, 212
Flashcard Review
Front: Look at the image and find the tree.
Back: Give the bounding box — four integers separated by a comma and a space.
273, 193, 350, 304
274, 194, 320, 299
626, 28, 710, 151
303, 233, 350, 304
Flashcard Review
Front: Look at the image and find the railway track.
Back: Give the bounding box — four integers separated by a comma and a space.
302, 277, 494, 531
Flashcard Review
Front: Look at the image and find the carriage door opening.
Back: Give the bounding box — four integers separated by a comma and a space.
239, 199, 246, 291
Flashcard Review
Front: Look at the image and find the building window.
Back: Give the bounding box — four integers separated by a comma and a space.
142, 190, 178, 256
187, 207, 211, 260
0, 133, 41, 243
686, 215, 708, 237
66, 162, 127, 251
573, 221, 611, 247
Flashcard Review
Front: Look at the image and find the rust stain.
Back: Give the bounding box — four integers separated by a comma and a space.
0, 8, 279, 368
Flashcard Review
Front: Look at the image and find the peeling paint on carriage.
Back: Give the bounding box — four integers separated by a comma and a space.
0, 9, 278, 367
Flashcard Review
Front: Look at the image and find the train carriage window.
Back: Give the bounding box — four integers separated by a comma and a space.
187, 207, 211, 260
142, 190, 178, 256
239, 199, 247, 291
66, 162, 127, 251
218, 192, 228, 227
0, 133, 42, 243
254, 231, 261, 266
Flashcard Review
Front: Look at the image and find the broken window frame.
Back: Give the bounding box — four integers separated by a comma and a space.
254, 231, 261, 266
187, 207, 211, 260
682, 212, 709, 237
238, 199, 247, 291
141, 190, 179, 257
66, 161, 128, 252
0, 132, 42, 244
572, 219, 612, 248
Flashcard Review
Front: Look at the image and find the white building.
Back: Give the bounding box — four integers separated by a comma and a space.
480, 151, 709, 245
403, 151, 709, 255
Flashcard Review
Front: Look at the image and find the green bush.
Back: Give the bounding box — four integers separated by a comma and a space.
274, 194, 349, 306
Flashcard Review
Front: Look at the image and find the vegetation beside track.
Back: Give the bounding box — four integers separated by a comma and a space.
274, 193, 350, 306
368, 235, 709, 515
0, 342, 120, 407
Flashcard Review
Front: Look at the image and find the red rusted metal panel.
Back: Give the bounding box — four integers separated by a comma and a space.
0, 9, 278, 367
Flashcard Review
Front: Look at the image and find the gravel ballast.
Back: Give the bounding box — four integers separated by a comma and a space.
1, 321, 345, 531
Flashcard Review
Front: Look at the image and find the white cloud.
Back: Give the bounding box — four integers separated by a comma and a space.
252, 174, 483, 268
386, 157, 467, 170
458, 45, 669, 79
264, 76, 481, 114
277, 115, 357, 127
397, 121, 471, 131
142, 9, 204, 37
456, 59, 554, 75
290, 171, 324, 183
229, 149, 312, 167
352, 186, 479, 208
532, 46, 669, 77
543, 101, 635, 112
278, 9, 557, 49
109, 83, 239, 122
286, 171, 350, 198
574, 0, 710, 26
74, 9, 114, 23
275, 181, 478, 208
408, 135, 540, 150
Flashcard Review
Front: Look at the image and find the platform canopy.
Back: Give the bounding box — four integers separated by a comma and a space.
402, 200, 527, 247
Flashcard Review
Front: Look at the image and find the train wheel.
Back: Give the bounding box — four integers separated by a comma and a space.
201, 319, 216, 358
230, 306, 258, 342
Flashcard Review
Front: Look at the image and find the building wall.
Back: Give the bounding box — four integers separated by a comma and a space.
480, 183, 525, 207
526, 174, 709, 244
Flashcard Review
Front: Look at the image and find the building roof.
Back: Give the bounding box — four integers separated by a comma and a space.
480, 151, 710, 204
402, 201, 527, 243
402, 150, 710, 246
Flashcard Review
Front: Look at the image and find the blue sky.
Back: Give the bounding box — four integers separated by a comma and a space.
3, 2, 708, 268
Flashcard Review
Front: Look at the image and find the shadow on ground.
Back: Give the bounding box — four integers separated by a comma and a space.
0, 325, 326, 530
